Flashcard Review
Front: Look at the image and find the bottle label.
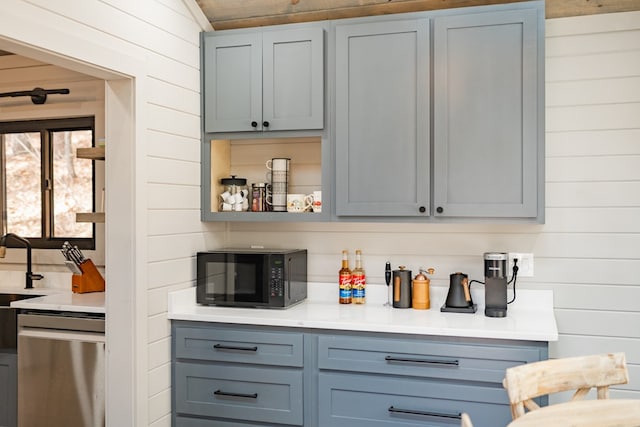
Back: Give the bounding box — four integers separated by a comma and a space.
339, 273, 352, 288
339, 288, 352, 299
352, 274, 365, 287
352, 273, 365, 300
339, 273, 352, 299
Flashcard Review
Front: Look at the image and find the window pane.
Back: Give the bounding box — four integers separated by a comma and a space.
3, 132, 42, 237
52, 130, 93, 238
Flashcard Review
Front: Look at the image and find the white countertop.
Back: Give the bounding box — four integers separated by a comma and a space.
4, 286, 105, 314
168, 283, 558, 342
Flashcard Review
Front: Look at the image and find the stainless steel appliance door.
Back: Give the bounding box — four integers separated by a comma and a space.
18, 319, 105, 427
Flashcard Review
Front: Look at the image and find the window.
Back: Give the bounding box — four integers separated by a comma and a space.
0, 117, 96, 249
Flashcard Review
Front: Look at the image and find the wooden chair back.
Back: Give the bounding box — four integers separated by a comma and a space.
502, 352, 629, 419
460, 412, 473, 427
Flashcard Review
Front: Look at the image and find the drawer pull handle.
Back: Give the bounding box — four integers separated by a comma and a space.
384, 356, 459, 366
388, 406, 461, 419
213, 344, 258, 352
214, 390, 258, 399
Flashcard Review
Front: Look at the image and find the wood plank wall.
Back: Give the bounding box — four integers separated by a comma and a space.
1, 1, 216, 425
198, 0, 640, 30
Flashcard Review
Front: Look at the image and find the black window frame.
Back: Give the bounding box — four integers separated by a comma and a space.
0, 116, 96, 250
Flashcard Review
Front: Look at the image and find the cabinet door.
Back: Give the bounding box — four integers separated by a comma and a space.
203, 32, 262, 133
433, 8, 542, 218
263, 28, 324, 131
335, 19, 430, 216
0, 352, 17, 427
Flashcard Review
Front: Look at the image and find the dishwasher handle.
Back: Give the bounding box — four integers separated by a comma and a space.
18, 313, 105, 333
18, 328, 105, 344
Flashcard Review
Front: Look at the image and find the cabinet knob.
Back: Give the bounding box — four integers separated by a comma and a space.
251, 121, 258, 128
436, 207, 444, 214
419, 206, 426, 213
263, 121, 270, 128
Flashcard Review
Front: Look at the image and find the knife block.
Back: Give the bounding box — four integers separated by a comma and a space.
71, 259, 105, 293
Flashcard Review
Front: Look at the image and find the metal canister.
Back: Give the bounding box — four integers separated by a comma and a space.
392, 266, 412, 308
251, 182, 268, 212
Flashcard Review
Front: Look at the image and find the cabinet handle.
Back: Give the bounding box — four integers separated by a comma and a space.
436, 206, 444, 214
419, 206, 426, 213
214, 390, 258, 399
384, 355, 459, 366
251, 121, 258, 128
213, 343, 258, 352
388, 406, 461, 420
263, 121, 269, 128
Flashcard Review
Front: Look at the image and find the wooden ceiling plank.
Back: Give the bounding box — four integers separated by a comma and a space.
546, 0, 640, 19
198, 0, 640, 30
206, 0, 531, 30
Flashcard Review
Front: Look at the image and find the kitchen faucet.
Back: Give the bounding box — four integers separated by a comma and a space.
0, 233, 44, 289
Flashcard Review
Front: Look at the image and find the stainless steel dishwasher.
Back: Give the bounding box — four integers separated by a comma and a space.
17, 311, 105, 427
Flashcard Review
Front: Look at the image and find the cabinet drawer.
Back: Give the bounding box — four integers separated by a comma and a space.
175, 325, 303, 367
319, 373, 512, 427
175, 362, 303, 425
176, 415, 260, 427
318, 335, 542, 384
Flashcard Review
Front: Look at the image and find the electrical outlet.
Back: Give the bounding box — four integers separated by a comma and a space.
508, 252, 534, 277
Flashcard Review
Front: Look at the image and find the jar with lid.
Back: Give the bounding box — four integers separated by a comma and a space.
220, 175, 248, 212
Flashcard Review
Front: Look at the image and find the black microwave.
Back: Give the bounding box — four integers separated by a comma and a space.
196, 249, 307, 308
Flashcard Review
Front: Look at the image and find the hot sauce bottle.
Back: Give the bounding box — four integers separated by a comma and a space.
352, 249, 366, 304
339, 250, 352, 304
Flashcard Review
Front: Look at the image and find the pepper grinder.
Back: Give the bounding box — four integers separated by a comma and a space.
412, 268, 434, 310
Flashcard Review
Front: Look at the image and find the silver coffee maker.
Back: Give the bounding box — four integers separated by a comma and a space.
484, 252, 508, 317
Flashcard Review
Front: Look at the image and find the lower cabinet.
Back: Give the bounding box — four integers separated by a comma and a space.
175, 363, 303, 425
172, 322, 547, 426
319, 374, 509, 427
0, 352, 17, 427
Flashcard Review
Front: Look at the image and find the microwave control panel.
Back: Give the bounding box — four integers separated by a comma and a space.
270, 265, 284, 297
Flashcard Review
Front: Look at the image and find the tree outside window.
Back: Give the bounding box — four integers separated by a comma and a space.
0, 117, 95, 249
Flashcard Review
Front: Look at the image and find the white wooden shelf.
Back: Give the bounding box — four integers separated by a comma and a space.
76, 212, 105, 223
76, 146, 105, 160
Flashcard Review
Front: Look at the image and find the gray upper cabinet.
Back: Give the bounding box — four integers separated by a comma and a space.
203, 27, 324, 133
432, 8, 543, 219
335, 19, 430, 216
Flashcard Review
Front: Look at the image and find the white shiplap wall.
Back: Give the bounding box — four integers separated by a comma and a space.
0, 1, 219, 426
544, 10, 640, 398
228, 11, 640, 400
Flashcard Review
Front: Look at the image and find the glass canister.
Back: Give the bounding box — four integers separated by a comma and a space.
220, 175, 248, 212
